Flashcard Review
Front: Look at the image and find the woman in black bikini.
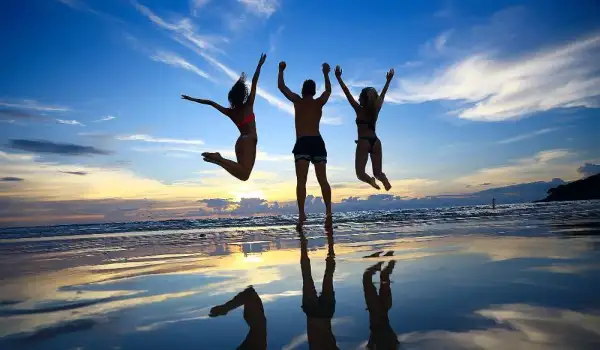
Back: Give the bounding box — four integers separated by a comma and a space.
182, 53, 266, 181
335, 66, 394, 191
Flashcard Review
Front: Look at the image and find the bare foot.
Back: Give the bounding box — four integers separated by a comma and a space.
368, 177, 381, 190
376, 175, 392, 191
383, 251, 394, 256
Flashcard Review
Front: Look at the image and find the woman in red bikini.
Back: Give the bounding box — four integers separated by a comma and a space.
335, 65, 394, 191
182, 53, 266, 181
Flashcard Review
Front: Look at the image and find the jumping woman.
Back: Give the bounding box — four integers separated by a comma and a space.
335, 66, 394, 191
181, 53, 266, 181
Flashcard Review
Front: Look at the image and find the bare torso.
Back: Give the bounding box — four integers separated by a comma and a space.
293, 97, 324, 138
355, 106, 379, 138
229, 104, 257, 139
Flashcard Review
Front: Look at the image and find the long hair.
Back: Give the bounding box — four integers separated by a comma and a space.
228, 73, 249, 108
359, 87, 379, 118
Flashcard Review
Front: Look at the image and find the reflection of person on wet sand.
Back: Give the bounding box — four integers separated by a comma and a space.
363, 251, 399, 349
210, 286, 267, 350
299, 230, 339, 349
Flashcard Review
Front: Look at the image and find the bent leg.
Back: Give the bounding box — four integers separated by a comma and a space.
371, 139, 391, 191
356, 141, 380, 190
203, 137, 256, 181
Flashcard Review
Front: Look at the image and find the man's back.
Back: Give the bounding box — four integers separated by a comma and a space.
294, 97, 324, 137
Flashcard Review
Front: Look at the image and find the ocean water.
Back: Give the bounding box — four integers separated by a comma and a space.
1, 201, 600, 349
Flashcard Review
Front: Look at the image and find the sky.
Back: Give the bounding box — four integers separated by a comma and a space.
1, 0, 599, 227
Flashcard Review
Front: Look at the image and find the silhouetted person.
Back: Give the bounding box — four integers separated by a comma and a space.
182, 53, 267, 181
299, 230, 338, 349
492, 197, 496, 209
279, 61, 333, 228
209, 286, 267, 350
363, 251, 399, 349
335, 66, 394, 191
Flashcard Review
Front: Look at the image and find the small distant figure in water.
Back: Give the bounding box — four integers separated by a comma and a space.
181, 53, 267, 181
492, 197, 496, 209
210, 286, 267, 350
363, 252, 399, 349
335, 66, 394, 191
279, 61, 333, 228
299, 230, 339, 349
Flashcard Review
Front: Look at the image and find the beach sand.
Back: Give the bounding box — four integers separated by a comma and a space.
1, 202, 600, 349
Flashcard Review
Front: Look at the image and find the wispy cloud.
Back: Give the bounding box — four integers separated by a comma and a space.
238, 0, 279, 18
0, 177, 24, 182
389, 33, 600, 121
61, 171, 88, 176
497, 127, 559, 144
0, 151, 37, 162
9, 139, 112, 156
94, 116, 115, 122
56, 0, 123, 23
456, 149, 578, 186
269, 25, 284, 53
151, 51, 212, 80
116, 134, 205, 145
189, 0, 210, 16
56, 119, 85, 126
134, 2, 341, 124
0, 98, 71, 112
132, 1, 227, 53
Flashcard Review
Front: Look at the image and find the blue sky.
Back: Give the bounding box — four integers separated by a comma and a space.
0, 0, 599, 226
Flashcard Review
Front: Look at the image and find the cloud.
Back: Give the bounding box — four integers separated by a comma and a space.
0, 177, 24, 182
0, 151, 37, 162
8, 139, 112, 156
133, 3, 303, 119
269, 25, 284, 53
399, 304, 600, 350
94, 116, 115, 122
0, 108, 39, 120
497, 127, 559, 144
0, 98, 70, 112
388, 33, 600, 121
189, 0, 210, 16
151, 51, 212, 80
56, 119, 85, 126
456, 149, 578, 186
132, 1, 226, 53
577, 163, 600, 177
61, 171, 88, 176
197, 198, 233, 210
116, 134, 204, 145
238, 0, 279, 18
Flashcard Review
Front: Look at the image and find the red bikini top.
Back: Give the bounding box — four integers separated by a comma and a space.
236, 113, 255, 127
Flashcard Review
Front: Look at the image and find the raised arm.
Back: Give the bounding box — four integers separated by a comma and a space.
334, 65, 360, 110
277, 61, 300, 102
181, 95, 230, 116
317, 63, 332, 105
377, 68, 395, 110
247, 53, 267, 106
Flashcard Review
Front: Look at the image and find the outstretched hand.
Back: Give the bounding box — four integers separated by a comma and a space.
279, 61, 286, 71
322, 63, 331, 74
258, 53, 267, 66
181, 94, 193, 101
335, 65, 342, 78
386, 68, 395, 82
